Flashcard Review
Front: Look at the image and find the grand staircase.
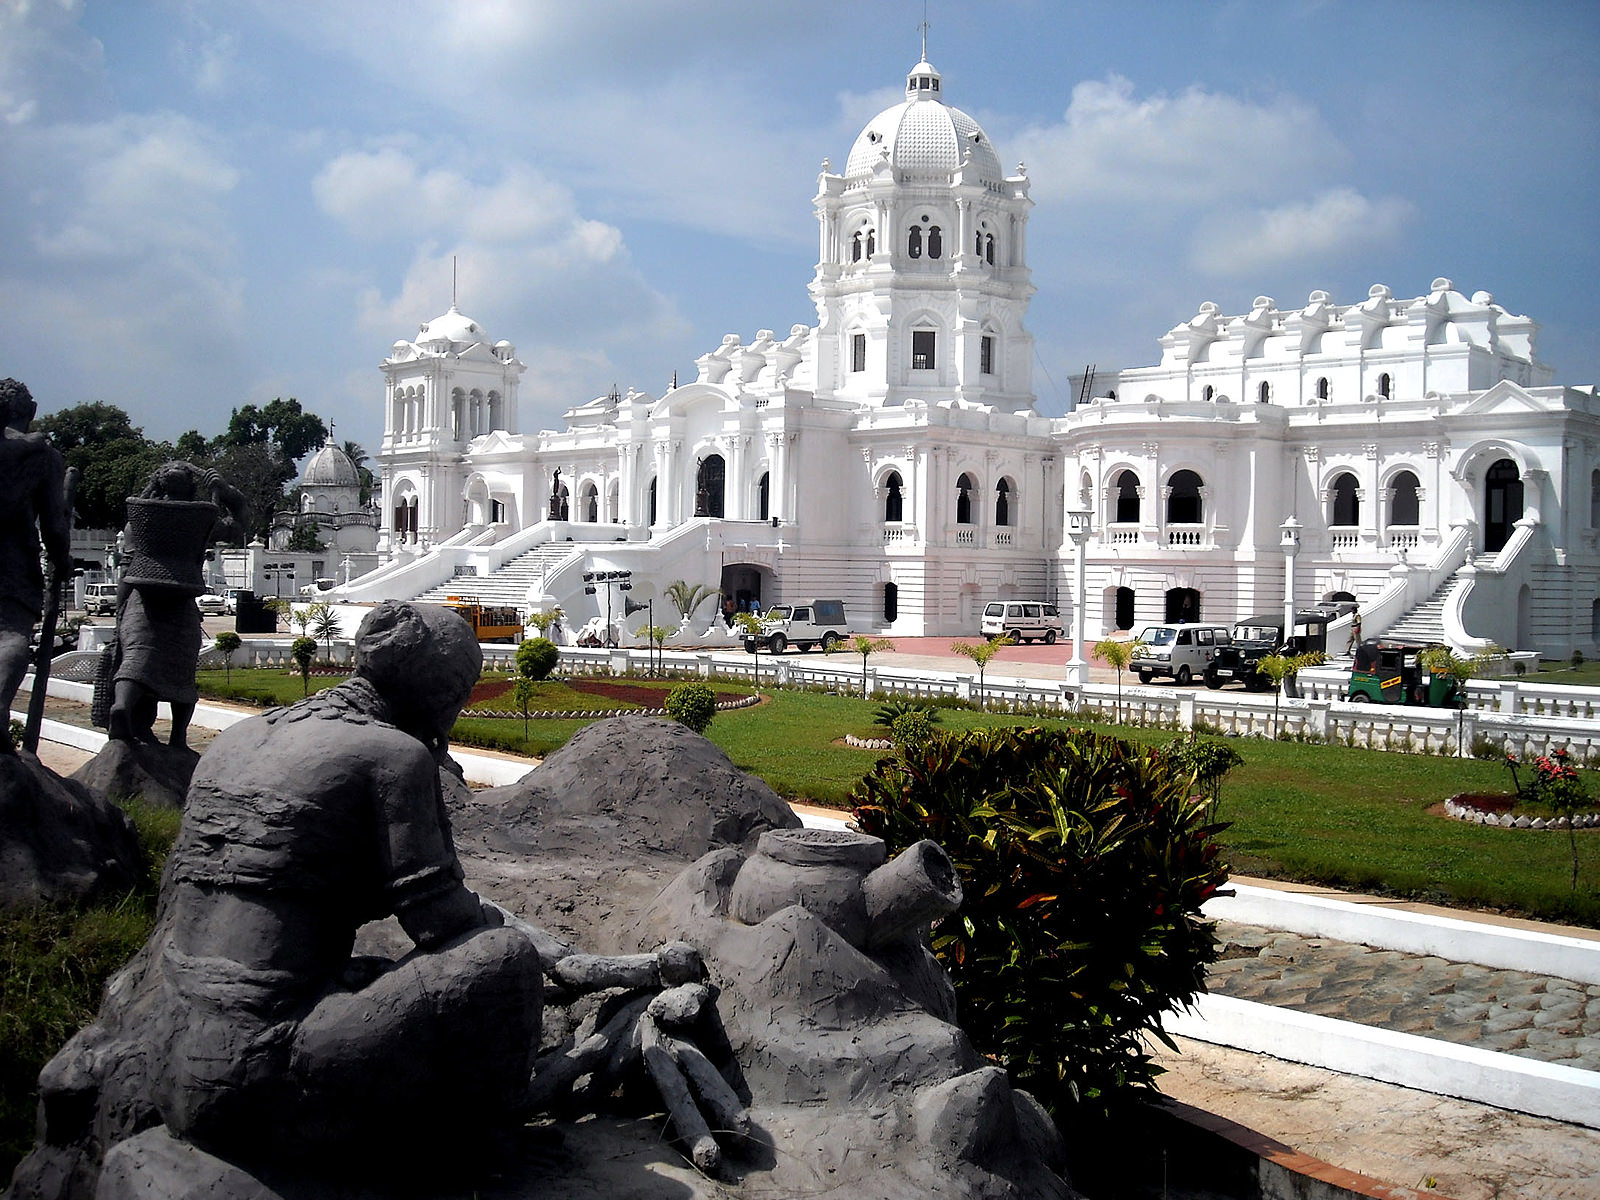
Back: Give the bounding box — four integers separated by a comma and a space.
411, 543, 579, 607
1382, 553, 1497, 644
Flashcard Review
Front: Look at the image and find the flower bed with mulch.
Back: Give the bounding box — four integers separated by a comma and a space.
1441, 792, 1600, 829
465, 676, 755, 719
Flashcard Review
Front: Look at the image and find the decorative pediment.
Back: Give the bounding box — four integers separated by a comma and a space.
1459, 380, 1551, 415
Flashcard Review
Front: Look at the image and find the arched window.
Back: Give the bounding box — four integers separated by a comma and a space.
1377, 373, 1392, 399
758, 471, 770, 521
883, 581, 899, 624
1389, 471, 1420, 526
956, 473, 974, 525
927, 225, 942, 259
994, 478, 1011, 526
1201, 384, 1214, 402
866, 228, 875, 257
884, 471, 904, 523
1258, 380, 1271, 404
1114, 587, 1135, 631
907, 225, 922, 259
984, 233, 994, 265
911, 328, 936, 371
1329, 472, 1359, 527
1315, 376, 1330, 401
1166, 470, 1203, 524
580, 482, 598, 523
695, 454, 726, 518
851, 230, 862, 262
980, 334, 995, 375
647, 477, 658, 526
1114, 470, 1140, 523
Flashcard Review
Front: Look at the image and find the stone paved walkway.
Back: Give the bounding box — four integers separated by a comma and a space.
1210, 919, 1600, 1072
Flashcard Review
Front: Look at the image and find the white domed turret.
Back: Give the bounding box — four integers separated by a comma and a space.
811, 57, 1035, 414
301, 442, 360, 489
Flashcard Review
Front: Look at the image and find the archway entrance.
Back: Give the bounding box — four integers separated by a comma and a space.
1484, 458, 1523, 552
696, 454, 726, 518
719, 563, 767, 617
1165, 587, 1200, 623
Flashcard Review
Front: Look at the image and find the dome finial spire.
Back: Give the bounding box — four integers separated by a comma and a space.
919, 0, 929, 62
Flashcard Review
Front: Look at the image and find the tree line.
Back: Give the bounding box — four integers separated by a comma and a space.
34, 398, 371, 542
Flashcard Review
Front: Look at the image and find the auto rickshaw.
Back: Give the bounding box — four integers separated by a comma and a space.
1347, 640, 1459, 707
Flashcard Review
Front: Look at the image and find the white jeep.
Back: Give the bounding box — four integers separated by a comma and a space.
742, 600, 849, 654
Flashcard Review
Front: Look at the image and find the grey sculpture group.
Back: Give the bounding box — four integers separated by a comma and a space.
3, 378, 1074, 1198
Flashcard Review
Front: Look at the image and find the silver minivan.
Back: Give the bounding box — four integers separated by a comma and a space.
1130, 623, 1233, 685
980, 601, 1064, 644
83, 582, 118, 615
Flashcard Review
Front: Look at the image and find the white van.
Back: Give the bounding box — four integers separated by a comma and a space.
83, 582, 118, 615
980, 601, 1064, 644
1130, 624, 1233, 686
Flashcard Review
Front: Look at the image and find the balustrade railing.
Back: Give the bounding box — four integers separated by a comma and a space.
1166, 525, 1203, 547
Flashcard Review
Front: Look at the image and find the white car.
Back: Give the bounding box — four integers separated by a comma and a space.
196, 593, 229, 616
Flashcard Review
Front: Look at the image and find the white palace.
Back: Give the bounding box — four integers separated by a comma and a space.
340, 56, 1600, 660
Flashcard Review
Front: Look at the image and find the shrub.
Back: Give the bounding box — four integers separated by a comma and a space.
664, 682, 717, 733
516, 636, 559, 681
852, 726, 1229, 1123
889, 709, 934, 755
1573, 650, 1586, 669
873, 699, 942, 730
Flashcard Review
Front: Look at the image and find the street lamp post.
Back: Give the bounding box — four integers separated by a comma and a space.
1280, 516, 1302, 648
1064, 507, 1093, 687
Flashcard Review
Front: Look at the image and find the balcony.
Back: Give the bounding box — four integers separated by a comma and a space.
1165, 524, 1205, 547
953, 527, 976, 546
1106, 523, 1143, 546
992, 529, 1013, 548
882, 523, 919, 546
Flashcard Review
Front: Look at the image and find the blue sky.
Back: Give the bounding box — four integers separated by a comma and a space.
3, 0, 1597, 460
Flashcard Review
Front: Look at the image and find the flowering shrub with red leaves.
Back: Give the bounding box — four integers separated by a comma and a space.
1505, 749, 1586, 810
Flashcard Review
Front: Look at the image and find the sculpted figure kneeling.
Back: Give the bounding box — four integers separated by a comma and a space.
147, 601, 541, 1167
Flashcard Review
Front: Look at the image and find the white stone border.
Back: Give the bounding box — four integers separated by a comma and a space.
1443, 796, 1600, 829
1167, 993, 1600, 1130
1205, 882, 1600, 984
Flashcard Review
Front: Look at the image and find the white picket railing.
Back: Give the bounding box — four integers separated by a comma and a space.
178, 641, 1600, 763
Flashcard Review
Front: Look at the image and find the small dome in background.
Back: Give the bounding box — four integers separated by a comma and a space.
301, 443, 360, 488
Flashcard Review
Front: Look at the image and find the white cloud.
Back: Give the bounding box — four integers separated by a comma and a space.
0, 0, 106, 125
1192, 188, 1413, 274
1012, 74, 1346, 205
27, 112, 239, 263
313, 150, 590, 245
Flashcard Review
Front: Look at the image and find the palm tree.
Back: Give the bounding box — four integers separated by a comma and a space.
839, 635, 895, 699
665, 580, 720, 623
1094, 637, 1138, 725
309, 603, 341, 662
951, 633, 1015, 710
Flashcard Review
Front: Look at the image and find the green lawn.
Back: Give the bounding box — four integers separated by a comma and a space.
192, 668, 1600, 926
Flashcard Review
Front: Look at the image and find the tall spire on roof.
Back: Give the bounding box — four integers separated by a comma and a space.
920, 0, 929, 62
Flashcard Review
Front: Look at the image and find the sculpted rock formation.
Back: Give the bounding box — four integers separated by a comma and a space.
0, 752, 141, 908
10, 672, 1076, 1198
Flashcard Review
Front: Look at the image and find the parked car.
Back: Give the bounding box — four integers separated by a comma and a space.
1130, 623, 1233, 686
742, 599, 849, 654
980, 601, 1064, 644
1205, 607, 1344, 690
1347, 640, 1460, 707
196, 593, 229, 616
83, 582, 118, 616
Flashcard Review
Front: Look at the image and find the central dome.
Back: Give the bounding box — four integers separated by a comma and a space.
844, 60, 1004, 184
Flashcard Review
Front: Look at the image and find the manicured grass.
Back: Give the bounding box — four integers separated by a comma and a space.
1534, 660, 1600, 687
192, 670, 1600, 925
